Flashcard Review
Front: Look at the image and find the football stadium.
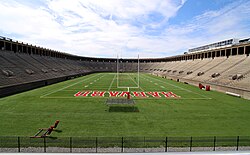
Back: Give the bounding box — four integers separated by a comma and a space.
0, 0, 250, 154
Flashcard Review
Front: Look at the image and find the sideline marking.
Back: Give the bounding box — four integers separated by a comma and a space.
108, 74, 116, 91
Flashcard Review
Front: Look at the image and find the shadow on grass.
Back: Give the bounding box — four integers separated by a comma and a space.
108, 106, 139, 112
54, 129, 62, 133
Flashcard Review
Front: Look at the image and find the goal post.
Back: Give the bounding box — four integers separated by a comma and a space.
117, 54, 140, 91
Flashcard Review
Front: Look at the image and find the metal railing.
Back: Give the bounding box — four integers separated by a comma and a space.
0, 136, 249, 153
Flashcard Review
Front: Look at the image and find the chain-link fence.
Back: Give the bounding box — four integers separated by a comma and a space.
0, 136, 250, 153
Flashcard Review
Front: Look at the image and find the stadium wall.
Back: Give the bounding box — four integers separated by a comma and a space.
0, 72, 95, 98
176, 78, 250, 100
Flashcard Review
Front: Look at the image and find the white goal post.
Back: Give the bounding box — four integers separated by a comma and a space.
116, 54, 140, 92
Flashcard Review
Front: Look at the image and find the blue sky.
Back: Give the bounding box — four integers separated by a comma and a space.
0, 0, 250, 58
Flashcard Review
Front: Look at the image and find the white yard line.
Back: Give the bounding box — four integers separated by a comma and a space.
108, 74, 116, 91
127, 73, 139, 86
142, 74, 212, 99
178, 98, 212, 100
40, 73, 101, 98
127, 73, 145, 91
142, 74, 191, 92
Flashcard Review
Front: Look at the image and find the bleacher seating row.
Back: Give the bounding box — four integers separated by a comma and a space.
0, 50, 92, 87
144, 55, 250, 91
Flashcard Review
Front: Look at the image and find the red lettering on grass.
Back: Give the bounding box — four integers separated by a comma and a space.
161, 92, 178, 98
133, 92, 148, 98
91, 91, 106, 97
74, 92, 83, 97
119, 92, 129, 97
75, 91, 180, 98
109, 91, 120, 97
74, 91, 91, 97
147, 92, 161, 98
82, 91, 91, 97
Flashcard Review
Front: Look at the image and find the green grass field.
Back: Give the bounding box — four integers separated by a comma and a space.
0, 73, 250, 137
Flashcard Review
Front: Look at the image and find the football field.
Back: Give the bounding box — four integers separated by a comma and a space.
40, 73, 211, 100
0, 73, 250, 137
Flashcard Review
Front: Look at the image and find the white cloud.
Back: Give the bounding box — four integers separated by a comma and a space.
160, 0, 250, 53
0, 0, 249, 58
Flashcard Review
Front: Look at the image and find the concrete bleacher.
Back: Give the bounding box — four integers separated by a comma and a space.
231, 73, 250, 90
196, 55, 246, 82
0, 51, 45, 85
158, 56, 248, 86
141, 54, 250, 98
171, 59, 203, 78
190, 57, 227, 81
151, 62, 166, 75
182, 58, 214, 80
209, 55, 249, 85
0, 50, 92, 89
157, 61, 182, 77
208, 55, 246, 77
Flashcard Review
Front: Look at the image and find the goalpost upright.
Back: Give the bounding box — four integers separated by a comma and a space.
137, 54, 140, 89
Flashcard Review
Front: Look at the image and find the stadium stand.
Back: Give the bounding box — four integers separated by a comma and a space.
0, 36, 250, 99
208, 55, 249, 84
182, 58, 225, 80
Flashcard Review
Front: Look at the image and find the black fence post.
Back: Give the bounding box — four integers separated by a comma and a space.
96, 137, 98, 153
213, 136, 216, 151
121, 137, 124, 153
236, 136, 239, 151
165, 137, 168, 152
44, 137, 46, 153
190, 137, 192, 152
17, 137, 20, 153
70, 137, 72, 153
